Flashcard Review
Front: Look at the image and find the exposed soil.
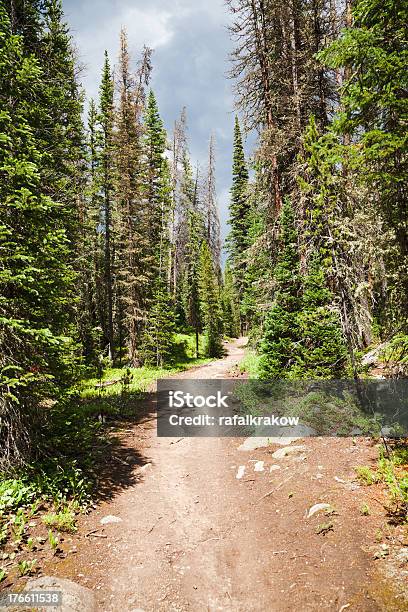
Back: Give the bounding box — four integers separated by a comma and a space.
7, 340, 408, 611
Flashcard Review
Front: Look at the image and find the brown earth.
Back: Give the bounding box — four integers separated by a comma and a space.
13, 339, 408, 611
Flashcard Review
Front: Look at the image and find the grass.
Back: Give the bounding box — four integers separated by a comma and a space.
357, 444, 408, 523
238, 349, 261, 377
42, 508, 77, 533
356, 465, 378, 486
80, 332, 211, 401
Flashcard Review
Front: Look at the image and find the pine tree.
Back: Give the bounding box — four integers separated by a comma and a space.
259, 199, 301, 379
0, 4, 77, 465
222, 262, 240, 338
199, 242, 223, 358
321, 0, 408, 331
141, 89, 175, 363
202, 134, 221, 274
227, 116, 250, 329
114, 32, 150, 366
295, 252, 348, 378
97, 51, 116, 360
140, 279, 175, 366
183, 203, 204, 356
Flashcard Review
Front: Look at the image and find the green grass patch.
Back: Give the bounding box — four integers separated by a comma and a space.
356, 444, 408, 523
42, 508, 77, 533
238, 350, 261, 378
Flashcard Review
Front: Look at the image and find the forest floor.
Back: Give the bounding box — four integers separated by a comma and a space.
5, 339, 408, 611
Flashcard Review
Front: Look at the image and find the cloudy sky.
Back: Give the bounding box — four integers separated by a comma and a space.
64, 0, 252, 247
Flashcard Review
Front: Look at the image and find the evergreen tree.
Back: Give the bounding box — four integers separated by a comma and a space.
199, 242, 223, 358
183, 204, 204, 356
141, 89, 175, 363
295, 253, 348, 378
222, 262, 240, 338
259, 199, 301, 379
321, 0, 408, 331
202, 135, 221, 274
140, 280, 175, 366
227, 116, 250, 326
114, 32, 150, 366
96, 51, 116, 360
0, 5, 77, 465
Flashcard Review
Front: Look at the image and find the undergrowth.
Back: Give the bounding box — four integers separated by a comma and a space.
0, 332, 213, 574
356, 443, 408, 524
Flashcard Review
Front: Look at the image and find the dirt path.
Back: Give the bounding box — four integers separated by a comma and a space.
46, 340, 405, 611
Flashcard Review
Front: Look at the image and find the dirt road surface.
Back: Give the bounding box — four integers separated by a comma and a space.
45, 340, 406, 611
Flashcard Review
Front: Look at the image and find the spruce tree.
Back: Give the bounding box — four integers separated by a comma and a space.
140, 280, 175, 366
227, 116, 250, 326
199, 242, 223, 358
259, 199, 301, 379
97, 51, 116, 360
183, 205, 204, 356
222, 262, 240, 338
0, 5, 77, 465
321, 0, 408, 331
141, 89, 174, 363
114, 32, 147, 366
295, 253, 348, 378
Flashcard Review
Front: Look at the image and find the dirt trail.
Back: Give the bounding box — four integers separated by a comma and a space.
47, 340, 404, 611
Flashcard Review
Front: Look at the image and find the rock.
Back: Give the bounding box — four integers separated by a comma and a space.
254, 461, 264, 472
271, 445, 307, 459
238, 426, 316, 452
307, 503, 332, 518
237, 437, 271, 451
270, 465, 281, 472
25, 576, 97, 612
236, 465, 245, 479
125, 455, 136, 464
267, 425, 316, 439
139, 463, 152, 472
100, 515, 122, 525
361, 342, 388, 366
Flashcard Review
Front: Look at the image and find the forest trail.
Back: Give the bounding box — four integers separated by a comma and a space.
45, 340, 400, 611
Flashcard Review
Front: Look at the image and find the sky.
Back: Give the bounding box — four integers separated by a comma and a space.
63, 0, 252, 248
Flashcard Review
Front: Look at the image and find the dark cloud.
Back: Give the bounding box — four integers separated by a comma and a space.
63, 0, 251, 248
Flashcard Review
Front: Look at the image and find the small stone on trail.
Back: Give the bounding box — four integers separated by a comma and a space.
271, 445, 306, 459
139, 463, 152, 472
100, 515, 122, 525
307, 503, 332, 518
238, 437, 270, 451
254, 461, 264, 472
236, 465, 245, 479
270, 465, 281, 472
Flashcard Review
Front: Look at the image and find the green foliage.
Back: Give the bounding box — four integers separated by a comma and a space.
141, 280, 175, 366
199, 241, 224, 358
293, 253, 348, 378
320, 0, 408, 330
0, 4, 80, 466
17, 558, 37, 576
356, 465, 378, 486
48, 529, 59, 551
43, 508, 76, 533
227, 116, 250, 327
259, 199, 301, 378
222, 262, 240, 338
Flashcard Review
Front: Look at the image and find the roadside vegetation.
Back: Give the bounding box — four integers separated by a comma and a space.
0, 331, 214, 583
